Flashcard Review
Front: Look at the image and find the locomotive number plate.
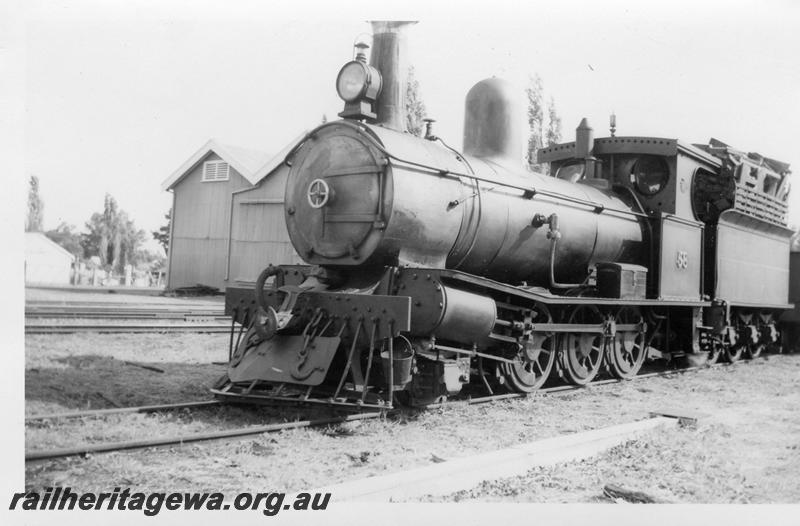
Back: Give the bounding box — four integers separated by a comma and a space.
675, 250, 689, 269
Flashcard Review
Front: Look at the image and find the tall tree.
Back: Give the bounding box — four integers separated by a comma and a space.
526, 75, 563, 174
26, 175, 44, 232
152, 209, 171, 256
525, 75, 545, 172
546, 96, 562, 147
45, 223, 82, 257
117, 211, 146, 271
81, 194, 146, 273
81, 213, 104, 262
100, 194, 119, 267
405, 66, 427, 137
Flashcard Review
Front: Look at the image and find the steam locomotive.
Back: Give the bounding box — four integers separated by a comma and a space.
213, 21, 794, 408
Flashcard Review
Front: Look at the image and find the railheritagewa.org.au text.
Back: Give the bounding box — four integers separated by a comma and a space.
9, 487, 331, 516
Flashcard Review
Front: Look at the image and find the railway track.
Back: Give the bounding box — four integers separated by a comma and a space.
25, 323, 232, 334
24, 358, 742, 462
26, 303, 223, 309
426, 363, 721, 409
25, 400, 223, 423
26, 311, 228, 320
26, 304, 225, 318
25, 301, 231, 333
25, 413, 382, 462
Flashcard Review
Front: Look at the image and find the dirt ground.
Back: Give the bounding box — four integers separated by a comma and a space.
25, 333, 230, 415
24, 324, 800, 502
432, 354, 800, 503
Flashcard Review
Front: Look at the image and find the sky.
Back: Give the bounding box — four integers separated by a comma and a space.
18, 0, 800, 244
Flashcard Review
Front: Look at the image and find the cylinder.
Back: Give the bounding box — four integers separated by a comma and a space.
436, 286, 497, 345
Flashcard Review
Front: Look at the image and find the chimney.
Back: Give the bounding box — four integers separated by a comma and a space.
369, 21, 417, 132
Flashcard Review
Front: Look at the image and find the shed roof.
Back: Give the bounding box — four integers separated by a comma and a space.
161, 139, 272, 191
161, 133, 310, 191
25, 232, 76, 261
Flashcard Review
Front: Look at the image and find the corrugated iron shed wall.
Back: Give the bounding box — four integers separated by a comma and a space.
168, 152, 252, 290
227, 164, 302, 286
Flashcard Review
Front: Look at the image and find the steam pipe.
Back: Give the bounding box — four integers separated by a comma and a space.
537, 213, 586, 289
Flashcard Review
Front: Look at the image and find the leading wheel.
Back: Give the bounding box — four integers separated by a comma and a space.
501, 304, 556, 392
558, 305, 605, 386
605, 306, 646, 380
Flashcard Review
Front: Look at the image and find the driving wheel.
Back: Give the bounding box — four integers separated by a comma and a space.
605, 306, 646, 380
558, 304, 605, 386
501, 304, 556, 392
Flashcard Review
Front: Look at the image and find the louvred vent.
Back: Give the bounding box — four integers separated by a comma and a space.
203, 160, 230, 181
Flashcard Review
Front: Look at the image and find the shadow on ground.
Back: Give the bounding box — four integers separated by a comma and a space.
26, 354, 225, 412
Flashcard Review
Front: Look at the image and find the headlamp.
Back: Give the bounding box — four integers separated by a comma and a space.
335, 41, 382, 120
336, 62, 370, 102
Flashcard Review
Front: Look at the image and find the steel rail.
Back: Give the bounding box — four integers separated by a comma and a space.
26, 309, 224, 317
25, 324, 232, 334
25, 412, 383, 462
424, 361, 732, 409
26, 314, 229, 322
26, 305, 223, 312
25, 400, 223, 423
26, 303, 223, 309
26, 299, 222, 305
23, 359, 748, 461
26, 308, 225, 314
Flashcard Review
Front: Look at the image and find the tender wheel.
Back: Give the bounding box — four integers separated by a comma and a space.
605, 306, 646, 380
558, 305, 605, 386
501, 304, 556, 392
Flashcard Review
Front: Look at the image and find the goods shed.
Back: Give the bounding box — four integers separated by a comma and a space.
162, 134, 306, 292
162, 140, 270, 291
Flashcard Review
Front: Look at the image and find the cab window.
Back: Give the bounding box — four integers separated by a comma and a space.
630, 156, 669, 195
